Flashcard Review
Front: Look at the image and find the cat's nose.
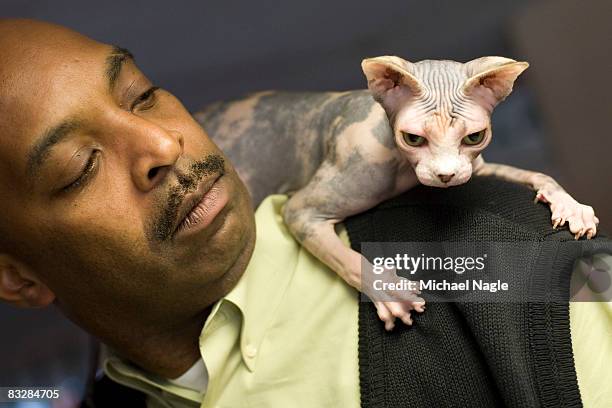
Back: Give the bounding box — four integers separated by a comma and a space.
437, 173, 455, 183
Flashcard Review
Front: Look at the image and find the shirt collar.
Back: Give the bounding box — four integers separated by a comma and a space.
103, 352, 204, 404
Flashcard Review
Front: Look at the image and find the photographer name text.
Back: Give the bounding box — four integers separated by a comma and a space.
372, 279, 509, 293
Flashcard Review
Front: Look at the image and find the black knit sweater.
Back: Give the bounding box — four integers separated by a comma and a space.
344, 176, 610, 408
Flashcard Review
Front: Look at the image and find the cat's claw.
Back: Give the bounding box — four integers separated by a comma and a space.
374, 299, 426, 331
534, 192, 548, 204
361, 263, 425, 330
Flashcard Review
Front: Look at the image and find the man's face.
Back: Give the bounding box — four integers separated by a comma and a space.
0, 21, 255, 330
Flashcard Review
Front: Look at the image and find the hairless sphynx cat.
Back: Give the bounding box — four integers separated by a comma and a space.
196, 56, 599, 330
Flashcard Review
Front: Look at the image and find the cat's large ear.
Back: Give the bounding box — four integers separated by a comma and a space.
463, 57, 529, 104
362, 56, 423, 115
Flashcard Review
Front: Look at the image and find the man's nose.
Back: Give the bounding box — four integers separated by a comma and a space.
437, 173, 455, 183
132, 127, 184, 192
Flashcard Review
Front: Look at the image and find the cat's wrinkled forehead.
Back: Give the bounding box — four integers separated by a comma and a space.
409, 60, 473, 119
411, 60, 468, 90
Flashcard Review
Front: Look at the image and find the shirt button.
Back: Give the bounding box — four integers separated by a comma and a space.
244, 344, 257, 358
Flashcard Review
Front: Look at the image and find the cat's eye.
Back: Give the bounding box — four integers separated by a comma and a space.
462, 130, 486, 146
402, 132, 426, 147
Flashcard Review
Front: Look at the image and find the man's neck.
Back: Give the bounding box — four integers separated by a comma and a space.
91, 306, 210, 379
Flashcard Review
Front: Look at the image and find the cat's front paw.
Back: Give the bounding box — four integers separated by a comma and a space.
360, 262, 425, 330
374, 298, 426, 331
534, 190, 599, 239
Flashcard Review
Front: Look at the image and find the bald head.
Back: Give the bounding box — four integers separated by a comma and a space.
0, 18, 103, 90
0, 19, 113, 136
0, 18, 100, 55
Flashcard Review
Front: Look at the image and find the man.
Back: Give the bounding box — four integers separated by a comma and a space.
0, 18, 360, 407
0, 19, 610, 408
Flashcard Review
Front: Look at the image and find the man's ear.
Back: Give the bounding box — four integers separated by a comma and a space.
0, 254, 55, 308
361, 56, 423, 116
463, 56, 529, 104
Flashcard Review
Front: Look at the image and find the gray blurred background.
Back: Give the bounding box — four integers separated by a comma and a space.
1, 0, 610, 406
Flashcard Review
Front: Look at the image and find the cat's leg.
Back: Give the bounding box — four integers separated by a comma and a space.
282, 157, 424, 331
473, 156, 599, 239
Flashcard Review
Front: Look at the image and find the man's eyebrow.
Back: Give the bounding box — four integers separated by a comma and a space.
106, 45, 134, 91
26, 120, 81, 179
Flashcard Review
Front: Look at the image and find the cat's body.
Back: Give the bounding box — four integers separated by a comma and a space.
196, 90, 411, 206
195, 56, 599, 330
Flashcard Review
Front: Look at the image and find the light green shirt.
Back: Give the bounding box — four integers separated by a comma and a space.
104, 194, 612, 408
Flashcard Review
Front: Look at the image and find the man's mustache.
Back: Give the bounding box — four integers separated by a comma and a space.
150, 154, 225, 242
